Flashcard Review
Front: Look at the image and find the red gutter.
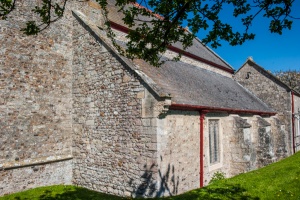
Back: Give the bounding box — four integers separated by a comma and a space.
167, 45, 234, 74
170, 104, 277, 116
109, 21, 130, 34
109, 21, 234, 74
199, 111, 206, 188
292, 91, 295, 154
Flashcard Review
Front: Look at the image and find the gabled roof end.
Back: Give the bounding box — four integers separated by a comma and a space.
236, 57, 300, 96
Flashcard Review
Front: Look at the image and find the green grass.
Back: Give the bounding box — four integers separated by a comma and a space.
168, 151, 300, 200
1, 152, 300, 200
216, 151, 300, 200
0, 185, 129, 200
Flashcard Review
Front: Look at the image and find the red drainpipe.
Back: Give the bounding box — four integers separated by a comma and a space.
292, 91, 295, 154
199, 111, 205, 187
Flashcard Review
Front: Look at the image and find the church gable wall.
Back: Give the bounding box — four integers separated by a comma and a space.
235, 63, 293, 155
72, 16, 160, 197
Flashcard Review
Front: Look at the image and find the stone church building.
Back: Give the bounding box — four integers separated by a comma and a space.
0, 0, 298, 197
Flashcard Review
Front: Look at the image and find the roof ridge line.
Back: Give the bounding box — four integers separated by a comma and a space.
193, 37, 234, 71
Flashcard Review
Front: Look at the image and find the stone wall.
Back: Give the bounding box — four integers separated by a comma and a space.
0, 1, 90, 195
254, 117, 275, 167
0, 0, 75, 164
0, 159, 72, 196
155, 111, 288, 189
157, 110, 200, 196
268, 116, 287, 160
205, 114, 286, 182
221, 115, 254, 177
72, 15, 159, 197
204, 114, 256, 180
164, 50, 233, 78
235, 62, 292, 155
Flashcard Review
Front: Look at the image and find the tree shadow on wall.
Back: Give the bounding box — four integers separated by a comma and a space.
129, 162, 179, 198
130, 157, 259, 199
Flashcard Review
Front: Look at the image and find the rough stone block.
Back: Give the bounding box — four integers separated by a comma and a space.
136, 91, 145, 99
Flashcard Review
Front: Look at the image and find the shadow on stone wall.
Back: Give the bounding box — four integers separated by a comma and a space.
130, 162, 179, 198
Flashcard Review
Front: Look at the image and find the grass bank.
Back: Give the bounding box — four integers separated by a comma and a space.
0, 185, 127, 200
171, 151, 300, 199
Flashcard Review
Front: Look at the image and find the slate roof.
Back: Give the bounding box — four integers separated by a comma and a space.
105, 0, 233, 71
133, 58, 274, 112
73, 9, 275, 114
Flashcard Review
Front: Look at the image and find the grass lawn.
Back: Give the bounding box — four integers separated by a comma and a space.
172, 151, 300, 200
0, 185, 128, 200
1, 151, 300, 200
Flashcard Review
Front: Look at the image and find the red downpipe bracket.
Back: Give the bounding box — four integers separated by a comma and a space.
292, 91, 295, 154
199, 112, 205, 188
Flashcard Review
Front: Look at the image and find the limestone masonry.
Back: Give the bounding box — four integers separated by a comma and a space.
1, 0, 299, 198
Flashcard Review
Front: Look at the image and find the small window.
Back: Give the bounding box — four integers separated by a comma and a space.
209, 120, 220, 164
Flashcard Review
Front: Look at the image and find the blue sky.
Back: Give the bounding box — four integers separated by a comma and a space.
140, 1, 299, 72
196, 1, 300, 73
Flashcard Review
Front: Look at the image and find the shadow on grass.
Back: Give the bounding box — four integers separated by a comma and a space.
10, 187, 128, 200
7, 184, 258, 200
167, 184, 259, 200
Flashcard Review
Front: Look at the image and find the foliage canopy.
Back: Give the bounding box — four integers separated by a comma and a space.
275, 70, 300, 93
0, 0, 298, 66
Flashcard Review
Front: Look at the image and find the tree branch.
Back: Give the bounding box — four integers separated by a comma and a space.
0, 0, 15, 19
